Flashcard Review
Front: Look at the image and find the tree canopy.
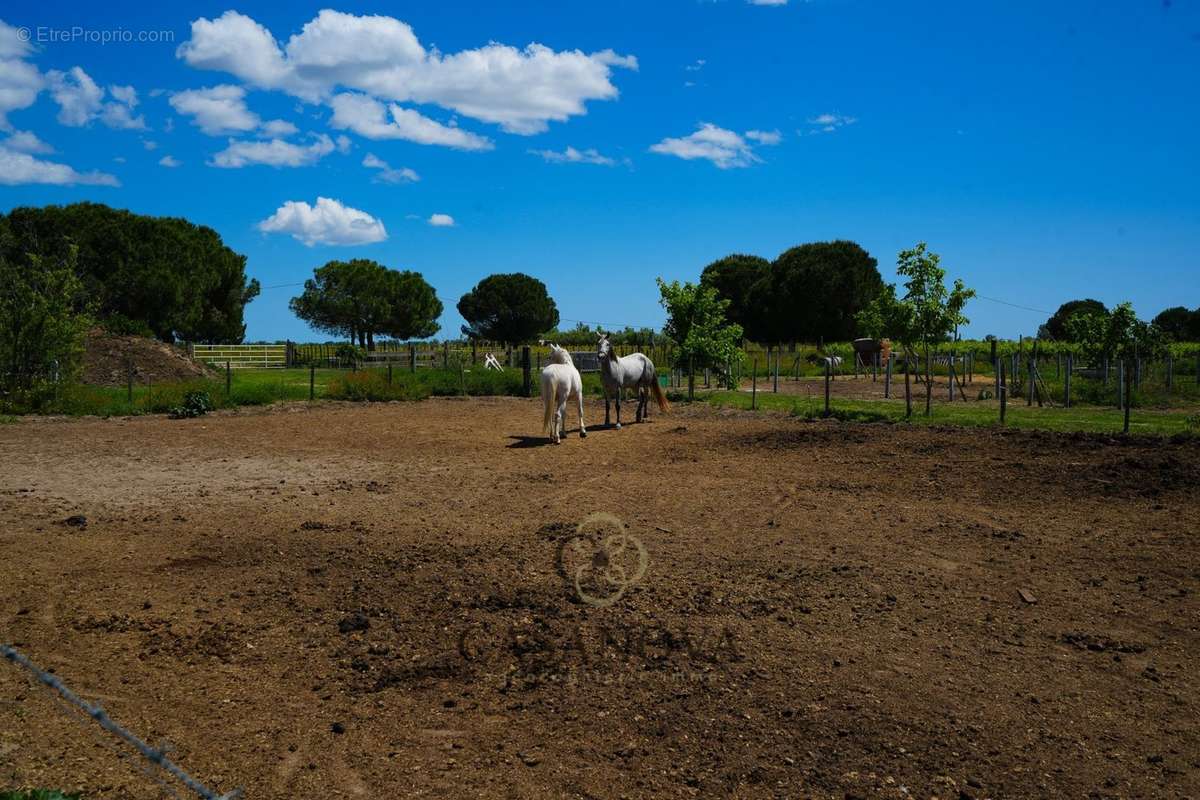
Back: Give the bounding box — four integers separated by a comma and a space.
1042, 299, 1107, 341
1151, 306, 1200, 341
699, 254, 769, 337
1, 202, 259, 343
290, 259, 442, 349
1066, 302, 1165, 361
457, 273, 559, 346
745, 240, 883, 343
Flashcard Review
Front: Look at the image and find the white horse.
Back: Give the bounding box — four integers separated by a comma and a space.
541, 344, 586, 444
483, 352, 503, 371
597, 334, 670, 428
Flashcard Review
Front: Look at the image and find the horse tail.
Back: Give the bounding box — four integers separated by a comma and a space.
651, 379, 670, 413
542, 373, 557, 434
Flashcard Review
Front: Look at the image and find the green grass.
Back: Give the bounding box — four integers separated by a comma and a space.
0, 791, 82, 800
702, 390, 1196, 436
3, 366, 611, 417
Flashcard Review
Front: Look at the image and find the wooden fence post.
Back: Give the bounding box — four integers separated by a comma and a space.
751, 357, 757, 410
688, 354, 695, 402
949, 359, 956, 402
1117, 360, 1125, 409
226, 361, 231, 397
905, 355, 913, 418
1123, 360, 1132, 434
1064, 353, 1072, 408
773, 351, 779, 393
999, 359, 1007, 424
409, 345, 416, 373
387, 361, 393, 385
824, 360, 831, 417
994, 355, 1000, 405
884, 353, 893, 399
1026, 359, 1034, 406
310, 364, 316, 400
522, 346, 532, 397
127, 359, 134, 403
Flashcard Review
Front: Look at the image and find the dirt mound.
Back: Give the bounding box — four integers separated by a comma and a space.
82, 328, 213, 386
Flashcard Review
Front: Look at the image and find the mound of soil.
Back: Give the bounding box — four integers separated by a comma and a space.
82, 328, 213, 386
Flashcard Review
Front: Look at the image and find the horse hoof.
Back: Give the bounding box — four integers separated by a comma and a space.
580, 431, 587, 438
615, 423, 622, 430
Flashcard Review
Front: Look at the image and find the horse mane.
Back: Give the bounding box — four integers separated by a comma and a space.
547, 345, 573, 366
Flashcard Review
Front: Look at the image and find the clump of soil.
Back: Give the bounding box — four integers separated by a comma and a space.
82, 328, 213, 386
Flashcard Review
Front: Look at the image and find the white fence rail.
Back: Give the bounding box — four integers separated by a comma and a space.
190, 344, 287, 369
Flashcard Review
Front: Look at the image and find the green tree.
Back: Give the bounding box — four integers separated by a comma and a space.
290, 260, 440, 349
856, 242, 974, 415
657, 278, 744, 387
1043, 298, 1107, 341
457, 273, 559, 347
0, 224, 89, 399
699, 254, 769, 337
1, 203, 258, 343
1067, 302, 1164, 362
751, 241, 883, 343
1151, 306, 1199, 341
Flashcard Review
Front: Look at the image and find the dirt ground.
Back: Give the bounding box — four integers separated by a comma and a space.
82, 329, 213, 386
1, 398, 1197, 800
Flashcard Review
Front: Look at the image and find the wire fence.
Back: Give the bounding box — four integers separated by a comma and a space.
1, 643, 241, 800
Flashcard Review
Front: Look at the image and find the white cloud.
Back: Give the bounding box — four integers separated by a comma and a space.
362, 152, 418, 183
807, 112, 856, 133
745, 129, 782, 145
649, 123, 767, 169
100, 102, 146, 130
170, 84, 260, 135
257, 197, 387, 246
428, 213, 455, 227
0, 22, 44, 128
47, 67, 104, 126
328, 92, 492, 150
0, 144, 119, 186
4, 129, 53, 154
684, 59, 706, 72
210, 133, 336, 168
260, 118, 298, 137
326, 92, 488, 150
177, 10, 636, 136
109, 85, 138, 106
41, 69, 146, 130
158, 155, 181, 167
142, 139, 158, 150
529, 145, 615, 166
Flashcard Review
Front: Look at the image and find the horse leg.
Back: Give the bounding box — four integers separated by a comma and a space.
556, 397, 568, 443
577, 389, 587, 438
614, 393, 622, 429
635, 385, 644, 423
603, 387, 611, 427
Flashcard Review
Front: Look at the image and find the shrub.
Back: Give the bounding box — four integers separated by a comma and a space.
169, 390, 214, 419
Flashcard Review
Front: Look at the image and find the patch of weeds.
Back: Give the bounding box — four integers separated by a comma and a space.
0, 791, 83, 800
169, 389, 214, 419
793, 405, 894, 424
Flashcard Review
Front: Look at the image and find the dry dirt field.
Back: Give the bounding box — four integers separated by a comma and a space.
1, 398, 1198, 799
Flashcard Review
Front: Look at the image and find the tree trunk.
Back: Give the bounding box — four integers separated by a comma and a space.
925, 345, 932, 416
367, 331, 375, 351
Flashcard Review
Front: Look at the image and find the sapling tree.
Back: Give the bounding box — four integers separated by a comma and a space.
856, 242, 975, 415
657, 278, 744, 388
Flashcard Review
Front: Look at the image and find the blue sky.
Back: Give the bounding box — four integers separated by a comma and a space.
2, 0, 1198, 342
